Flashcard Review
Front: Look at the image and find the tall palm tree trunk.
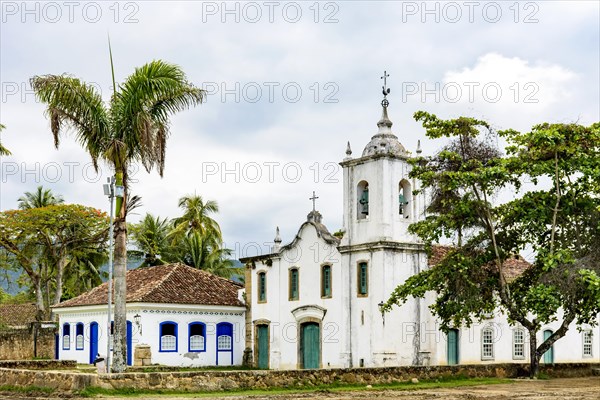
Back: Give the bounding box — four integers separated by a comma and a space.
112, 172, 128, 372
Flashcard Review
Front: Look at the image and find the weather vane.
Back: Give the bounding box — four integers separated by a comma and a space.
381, 70, 390, 107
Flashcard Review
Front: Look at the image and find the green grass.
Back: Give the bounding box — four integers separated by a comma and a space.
0, 384, 56, 394
76, 376, 512, 398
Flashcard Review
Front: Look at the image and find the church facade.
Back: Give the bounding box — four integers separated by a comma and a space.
241, 97, 599, 369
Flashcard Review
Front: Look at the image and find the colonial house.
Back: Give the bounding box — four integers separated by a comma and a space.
52, 263, 246, 367
240, 97, 600, 369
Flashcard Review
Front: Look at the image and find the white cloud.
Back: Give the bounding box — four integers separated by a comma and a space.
1, 1, 598, 251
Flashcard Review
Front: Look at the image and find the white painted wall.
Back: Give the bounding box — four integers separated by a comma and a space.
54, 303, 245, 367
250, 223, 348, 370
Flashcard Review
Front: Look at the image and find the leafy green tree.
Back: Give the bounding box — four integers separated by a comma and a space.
0, 124, 11, 156
0, 205, 108, 320
30, 57, 204, 371
17, 186, 64, 209
385, 113, 600, 377
61, 246, 108, 300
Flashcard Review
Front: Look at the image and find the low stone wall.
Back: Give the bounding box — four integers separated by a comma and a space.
0, 368, 96, 391
1, 363, 598, 393
97, 363, 600, 391
0, 324, 56, 360
0, 360, 76, 370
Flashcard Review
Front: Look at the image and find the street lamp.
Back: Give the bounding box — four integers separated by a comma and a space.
134, 313, 142, 335
378, 301, 386, 326
102, 177, 123, 373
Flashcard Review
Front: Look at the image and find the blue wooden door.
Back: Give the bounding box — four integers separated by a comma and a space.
126, 321, 133, 366
301, 323, 320, 369
543, 330, 553, 363
89, 322, 99, 364
257, 325, 269, 369
447, 329, 459, 365
216, 322, 233, 365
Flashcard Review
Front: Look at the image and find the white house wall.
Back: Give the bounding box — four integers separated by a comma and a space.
54, 303, 245, 367
429, 311, 600, 365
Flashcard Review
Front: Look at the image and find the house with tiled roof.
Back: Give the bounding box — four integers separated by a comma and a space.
52, 263, 246, 367
0, 303, 37, 329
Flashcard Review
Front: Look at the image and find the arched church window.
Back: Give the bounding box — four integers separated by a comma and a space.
399, 179, 411, 218
289, 268, 299, 301
357, 181, 369, 219
258, 271, 267, 303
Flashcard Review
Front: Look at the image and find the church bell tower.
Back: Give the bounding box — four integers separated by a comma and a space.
338, 71, 428, 368
339, 72, 424, 246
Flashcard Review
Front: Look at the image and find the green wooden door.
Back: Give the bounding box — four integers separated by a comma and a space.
447, 329, 459, 365
301, 323, 320, 369
257, 325, 269, 369
543, 330, 554, 363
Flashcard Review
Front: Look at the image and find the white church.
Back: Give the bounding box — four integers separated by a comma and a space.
240, 90, 599, 370
53, 83, 598, 370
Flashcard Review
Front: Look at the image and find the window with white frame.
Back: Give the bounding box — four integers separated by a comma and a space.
218, 334, 232, 350
481, 326, 495, 360
62, 323, 70, 350
75, 323, 84, 350
188, 322, 205, 352
513, 328, 525, 359
160, 322, 177, 352
583, 330, 593, 357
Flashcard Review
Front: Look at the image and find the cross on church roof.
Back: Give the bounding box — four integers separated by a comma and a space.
309, 191, 319, 212
381, 70, 391, 107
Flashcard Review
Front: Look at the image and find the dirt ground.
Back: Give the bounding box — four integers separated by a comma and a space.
1, 377, 598, 400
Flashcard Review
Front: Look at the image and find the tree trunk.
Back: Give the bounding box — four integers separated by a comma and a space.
52, 255, 67, 306
112, 171, 128, 373
34, 276, 45, 321
528, 329, 539, 378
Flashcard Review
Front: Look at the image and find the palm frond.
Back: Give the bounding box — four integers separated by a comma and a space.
111, 60, 204, 176
0, 124, 11, 156
30, 74, 110, 169
17, 186, 64, 209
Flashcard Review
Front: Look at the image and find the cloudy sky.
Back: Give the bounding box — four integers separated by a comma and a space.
1, 1, 598, 259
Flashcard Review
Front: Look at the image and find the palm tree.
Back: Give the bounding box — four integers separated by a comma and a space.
30, 58, 204, 372
171, 194, 222, 246
174, 231, 241, 279
17, 186, 64, 209
0, 124, 11, 156
130, 213, 170, 267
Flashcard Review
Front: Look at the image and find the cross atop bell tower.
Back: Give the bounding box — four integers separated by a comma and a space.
381, 70, 390, 108
309, 191, 319, 212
